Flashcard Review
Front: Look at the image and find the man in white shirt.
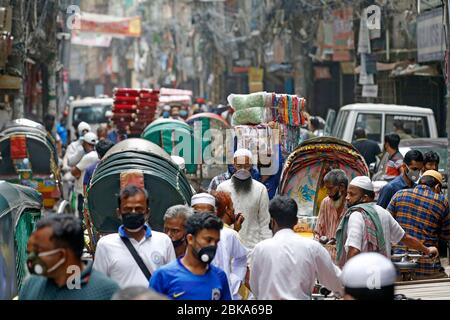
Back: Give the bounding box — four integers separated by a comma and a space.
65, 122, 91, 167
217, 149, 272, 250
71, 132, 98, 218
62, 122, 91, 200
250, 196, 343, 300
335, 176, 439, 267
93, 185, 176, 288
191, 193, 248, 300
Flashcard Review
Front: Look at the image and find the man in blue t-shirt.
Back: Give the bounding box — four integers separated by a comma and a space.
150, 212, 231, 300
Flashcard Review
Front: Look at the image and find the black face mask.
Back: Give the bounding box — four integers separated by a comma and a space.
193, 244, 217, 264
172, 237, 186, 248
122, 213, 146, 231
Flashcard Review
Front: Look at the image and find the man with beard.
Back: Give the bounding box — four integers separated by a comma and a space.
93, 185, 176, 288
314, 169, 348, 260
314, 169, 348, 241
335, 176, 438, 267
150, 213, 231, 300
217, 149, 272, 251
163, 205, 193, 258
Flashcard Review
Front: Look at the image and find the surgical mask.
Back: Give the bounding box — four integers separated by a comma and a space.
406, 166, 421, 182
121, 213, 146, 232
27, 249, 66, 276
180, 110, 188, 118
234, 169, 251, 181
172, 236, 186, 248
193, 243, 217, 264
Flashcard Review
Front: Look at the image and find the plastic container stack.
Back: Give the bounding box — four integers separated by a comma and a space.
112, 88, 160, 137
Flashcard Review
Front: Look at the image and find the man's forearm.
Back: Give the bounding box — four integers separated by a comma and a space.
401, 234, 429, 254
347, 246, 360, 261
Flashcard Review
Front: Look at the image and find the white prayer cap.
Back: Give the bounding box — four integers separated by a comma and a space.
78, 122, 91, 136
171, 155, 185, 170
233, 148, 253, 160
349, 176, 374, 192
191, 193, 216, 208
341, 253, 396, 289
83, 132, 98, 145
163, 105, 171, 111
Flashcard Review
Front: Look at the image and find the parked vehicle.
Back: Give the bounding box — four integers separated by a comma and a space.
0, 119, 63, 211
328, 104, 438, 147
0, 181, 42, 300
67, 96, 113, 141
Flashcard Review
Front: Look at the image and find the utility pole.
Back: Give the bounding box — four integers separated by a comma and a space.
9, 0, 25, 119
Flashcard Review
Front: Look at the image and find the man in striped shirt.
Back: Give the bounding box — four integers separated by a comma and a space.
388, 170, 450, 279
383, 134, 403, 178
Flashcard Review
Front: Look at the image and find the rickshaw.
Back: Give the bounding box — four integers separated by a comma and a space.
0, 119, 63, 212
0, 181, 42, 300
186, 112, 230, 190
141, 118, 198, 175
85, 138, 193, 252
278, 137, 369, 237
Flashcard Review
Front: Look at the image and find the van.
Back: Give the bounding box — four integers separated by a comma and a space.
67, 97, 113, 141
328, 103, 438, 146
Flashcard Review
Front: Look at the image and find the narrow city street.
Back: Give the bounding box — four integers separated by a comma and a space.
0, 0, 449, 305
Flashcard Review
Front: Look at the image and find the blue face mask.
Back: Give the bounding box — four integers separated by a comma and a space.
162, 111, 170, 118
180, 110, 188, 118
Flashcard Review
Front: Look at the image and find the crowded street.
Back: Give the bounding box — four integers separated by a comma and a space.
0, 0, 450, 304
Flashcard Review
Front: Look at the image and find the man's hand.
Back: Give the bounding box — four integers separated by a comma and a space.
426, 246, 439, 258
234, 213, 245, 232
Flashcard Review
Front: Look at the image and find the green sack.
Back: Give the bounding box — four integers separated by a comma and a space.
228, 92, 266, 111
232, 107, 267, 125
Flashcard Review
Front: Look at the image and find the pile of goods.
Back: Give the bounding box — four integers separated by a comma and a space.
112, 88, 160, 137
227, 91, 306, 156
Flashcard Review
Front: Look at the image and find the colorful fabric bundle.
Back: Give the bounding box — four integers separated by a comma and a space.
270, 93, 306, 126
112, 88, 160, 137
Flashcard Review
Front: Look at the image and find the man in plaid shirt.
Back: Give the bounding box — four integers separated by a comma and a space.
388, 170, 450, 279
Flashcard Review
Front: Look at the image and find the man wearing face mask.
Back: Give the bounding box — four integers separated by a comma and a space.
20, 214, 119, 300
377, 150, 424, 209
314, 170, 349, 246
191, 192, 248, 300
93, 185, 176, 288
335, 176, 438, 267
217, 149, 272, 251
388, 170, 449, 280
163, 205, 193, 258
150, 213, 232, 300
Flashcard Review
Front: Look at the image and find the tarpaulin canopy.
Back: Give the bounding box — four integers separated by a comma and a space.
279, 137, 369, 220
142, 119, 197, 174
87, 139, 193, 234
186, 112, 230, 128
